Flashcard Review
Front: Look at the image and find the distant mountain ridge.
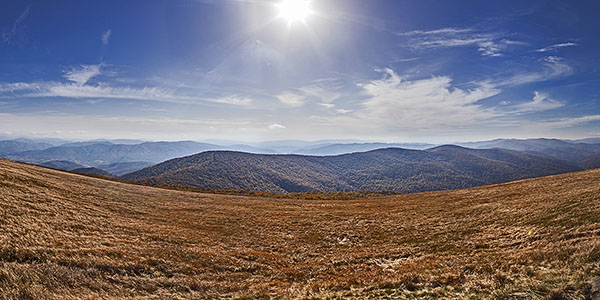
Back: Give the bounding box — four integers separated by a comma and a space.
3, 137, 600, 184
0, 139, 54, 155
122, 146, 581, 193
4, 141, 275, 167
294, 142, 435, 155
458, 138, 600, 161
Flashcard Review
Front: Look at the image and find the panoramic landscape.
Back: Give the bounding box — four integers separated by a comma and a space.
1, 0, 600, 299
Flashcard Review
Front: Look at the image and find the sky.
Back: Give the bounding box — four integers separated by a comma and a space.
1, 0, 599, 143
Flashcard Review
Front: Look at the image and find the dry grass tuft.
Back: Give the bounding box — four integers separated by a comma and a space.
0, 159, 599, 299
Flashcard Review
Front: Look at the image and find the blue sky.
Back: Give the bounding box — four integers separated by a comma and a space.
1, 0, 599, 142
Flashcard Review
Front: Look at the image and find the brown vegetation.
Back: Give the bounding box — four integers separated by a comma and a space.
1, 158, 599, 299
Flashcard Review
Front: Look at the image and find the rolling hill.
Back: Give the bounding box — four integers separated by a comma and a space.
122, 146, 581, 193
1, 159, 599, 299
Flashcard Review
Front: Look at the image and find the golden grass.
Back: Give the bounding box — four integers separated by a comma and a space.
0, 158, 599, 299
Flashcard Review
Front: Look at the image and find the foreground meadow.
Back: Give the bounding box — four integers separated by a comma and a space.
0, 159, 599, 299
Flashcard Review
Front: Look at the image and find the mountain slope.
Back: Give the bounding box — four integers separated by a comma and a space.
581, 154, 600, 169
460, 138, 600, 161
39, 160, 85, 171
123, 146, 581, 193
1, 159, 599, 299
96, 161, 154, 176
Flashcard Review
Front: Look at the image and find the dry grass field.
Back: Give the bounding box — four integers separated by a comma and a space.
1, 158, 599, 299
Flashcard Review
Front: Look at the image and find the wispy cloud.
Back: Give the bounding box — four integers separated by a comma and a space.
1, 5, 31, 44
398, 28, 473, 36
547, 115, 600, 127
101, 29, 112, 47
63, 64, 102, 86
357, 68, 501, 129
536, 42, 577, 52
0, 65, 255, 106
276, 92, 306, 107
496, 56, 573, 86
336, 109, 352, 114
213, 95, 253, 106
268, 123, 286, 130
398, 27, 523, 57
510, 91, 563, 113
276, 78, 343, 108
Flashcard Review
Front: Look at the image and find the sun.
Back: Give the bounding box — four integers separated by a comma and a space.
277, 0, 312, 24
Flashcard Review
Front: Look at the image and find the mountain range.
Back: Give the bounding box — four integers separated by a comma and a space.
459, 138, 600, 161
122, 146, 582, 193
2, 137, 600, 193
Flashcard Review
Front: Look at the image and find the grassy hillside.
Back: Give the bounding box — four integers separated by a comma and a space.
1, 159, 599, 299
123, 147, 580, 193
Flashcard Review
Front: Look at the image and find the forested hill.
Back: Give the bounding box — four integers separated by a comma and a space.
122, 146, 581, 193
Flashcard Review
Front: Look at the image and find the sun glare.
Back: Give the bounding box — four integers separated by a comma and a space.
278, 0, 312, 24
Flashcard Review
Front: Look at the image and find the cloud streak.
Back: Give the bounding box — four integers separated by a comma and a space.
536, 42, 577, 52
101, 29, 112, 47
0, 65, 257, 107
276, 92, 305, 107
397, 27, 524, 57
1, 5, 31, 44
509, 91, 563, 113
63, 65, 102, 86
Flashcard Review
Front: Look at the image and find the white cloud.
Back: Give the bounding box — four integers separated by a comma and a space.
510, 91, 563, 113
268, 123, 286, 129
64, 64, 102, 86
298, 85, 340, 103
0, 65, 258, 106
543, 115, 600, 128
398, 27, 523, 57
101, 29, 112, 47
276, 92, 305, 107
536, 42, 577, 52
0, 80, 243, 105
398, 28, 473, 36
357, 68, 501, 129
277, 79, 342, 108
497, 56, 573, 86
213, 96, 253, 106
